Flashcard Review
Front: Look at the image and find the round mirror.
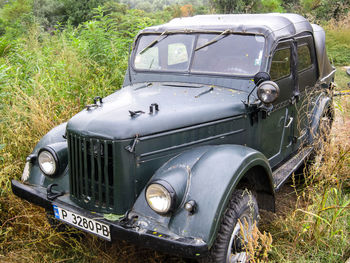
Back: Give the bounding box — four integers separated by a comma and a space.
257, 81, 280, 104
254, 72, 271, 86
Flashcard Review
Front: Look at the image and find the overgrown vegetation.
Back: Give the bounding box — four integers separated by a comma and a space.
265, 69, 350, 262
0, 0, 349, 262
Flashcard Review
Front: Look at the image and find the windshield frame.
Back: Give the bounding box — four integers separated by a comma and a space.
131, 31, 267, 78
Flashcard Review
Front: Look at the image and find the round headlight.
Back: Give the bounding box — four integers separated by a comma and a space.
145, 182, 175, 214
38, 149, 57, 176
257, 81, 280, 104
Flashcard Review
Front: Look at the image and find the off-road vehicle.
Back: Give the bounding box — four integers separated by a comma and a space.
12, 13, 335, 262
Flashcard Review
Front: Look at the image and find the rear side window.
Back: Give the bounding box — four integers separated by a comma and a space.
297, 44, 312, 71
270, 48, 291, 80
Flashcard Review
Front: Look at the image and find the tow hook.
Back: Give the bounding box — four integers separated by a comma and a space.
47, 184, 64, 201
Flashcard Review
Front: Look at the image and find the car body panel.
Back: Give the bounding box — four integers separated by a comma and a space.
131, 144, 273, 247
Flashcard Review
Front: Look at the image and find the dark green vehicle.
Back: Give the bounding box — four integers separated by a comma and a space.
12, 14, 335, 262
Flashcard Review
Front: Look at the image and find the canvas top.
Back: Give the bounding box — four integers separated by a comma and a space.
141, 13, 314, 41
140, 13, 334, 81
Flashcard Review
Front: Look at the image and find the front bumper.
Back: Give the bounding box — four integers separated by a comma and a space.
11, 180, 208, 258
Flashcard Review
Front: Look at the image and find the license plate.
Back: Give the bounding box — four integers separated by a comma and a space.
53, 205, 111, 241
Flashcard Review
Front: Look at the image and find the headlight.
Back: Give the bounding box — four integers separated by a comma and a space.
38, 149, 58, 176
257, 81, 280, 104
145, 181, 176, 214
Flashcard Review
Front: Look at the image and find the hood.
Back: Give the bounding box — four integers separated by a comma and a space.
67, 82, 249, 140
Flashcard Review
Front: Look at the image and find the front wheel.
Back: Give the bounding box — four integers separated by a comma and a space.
201, 189, 259, 263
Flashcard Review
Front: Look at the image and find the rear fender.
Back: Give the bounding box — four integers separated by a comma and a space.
308, 94, 333, 144
131, 145, 273, 248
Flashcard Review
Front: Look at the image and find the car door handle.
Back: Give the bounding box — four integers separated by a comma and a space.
285, 117, 294, 128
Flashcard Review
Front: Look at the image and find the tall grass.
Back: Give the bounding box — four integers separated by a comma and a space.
325, 16, 350, 66
259, 69, 350, 263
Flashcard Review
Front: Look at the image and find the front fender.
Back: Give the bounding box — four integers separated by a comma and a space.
24, 122, 69, 192
131, 144, 272, 248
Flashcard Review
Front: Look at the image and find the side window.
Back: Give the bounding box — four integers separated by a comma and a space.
270, 48, 291, 80
297, 44, 312, 72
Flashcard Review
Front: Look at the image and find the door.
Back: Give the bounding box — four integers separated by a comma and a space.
257, 40, 296, 168
293, 34, 318, 150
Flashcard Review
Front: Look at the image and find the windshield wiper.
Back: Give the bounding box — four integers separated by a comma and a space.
139, 31, 168, 55
195, 29, 231, 52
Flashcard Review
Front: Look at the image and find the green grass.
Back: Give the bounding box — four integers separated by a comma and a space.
326, 29, 350, 66
325, 17, 350, 66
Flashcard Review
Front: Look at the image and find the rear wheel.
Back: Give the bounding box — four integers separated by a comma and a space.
201, 189, 259, 263
309, 108, 333, 167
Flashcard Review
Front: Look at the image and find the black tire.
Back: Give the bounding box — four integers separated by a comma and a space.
308, 108, 333, 166
200, 189, 259, 263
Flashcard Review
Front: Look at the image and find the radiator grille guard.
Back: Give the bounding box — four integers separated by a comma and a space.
67, 131, 122, 213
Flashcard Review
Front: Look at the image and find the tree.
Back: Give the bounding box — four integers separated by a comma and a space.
135, 2, 153, 12
62, 0, 108, 26
211, 0, 285, 13
211, 0, 249, 13
180, 4, 194, 16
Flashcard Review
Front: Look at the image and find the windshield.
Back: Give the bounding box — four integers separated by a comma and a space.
134, 33, 265, 76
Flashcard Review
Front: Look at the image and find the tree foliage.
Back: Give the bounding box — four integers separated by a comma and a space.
211, 0, 285, 13
300, 0, 350, 22
210, 0, 349, 21
32, 0, 108, 28
120, 0, 210, 13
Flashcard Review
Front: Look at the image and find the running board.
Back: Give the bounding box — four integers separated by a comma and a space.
273, 147, 313, 191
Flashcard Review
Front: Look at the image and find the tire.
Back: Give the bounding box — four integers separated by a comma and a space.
200, 189, 259, 263
309, 108, 333, 166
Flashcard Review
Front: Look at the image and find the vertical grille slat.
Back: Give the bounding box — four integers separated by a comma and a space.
69, 131, 116, 212
97, 139, 103, 208
112, 142, 118, 211
103, 141, 110, 208
83, 140, 88, 197
78, 137, 84, 198
90, 138, 95, 203
74, 135, 80, 197
68, 134, 75, 197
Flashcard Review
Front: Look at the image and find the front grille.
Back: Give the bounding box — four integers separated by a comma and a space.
67, 132, 116, 211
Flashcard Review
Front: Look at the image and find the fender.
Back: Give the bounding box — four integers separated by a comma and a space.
24, 122, 69, 192
308, 93, 333, 144
131, 144, 274, 248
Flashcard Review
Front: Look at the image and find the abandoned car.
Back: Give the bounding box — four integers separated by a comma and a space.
12, 13, 335, 262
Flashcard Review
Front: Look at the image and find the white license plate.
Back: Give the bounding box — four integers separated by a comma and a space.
53, 205, 111, 241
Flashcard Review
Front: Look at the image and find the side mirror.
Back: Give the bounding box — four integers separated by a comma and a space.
254, 72, 271, 86
257, 81, 280, 105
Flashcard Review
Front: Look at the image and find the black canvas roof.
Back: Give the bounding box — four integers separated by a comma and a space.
142, 13, 314, 41
140, 13, 335, 81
